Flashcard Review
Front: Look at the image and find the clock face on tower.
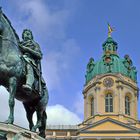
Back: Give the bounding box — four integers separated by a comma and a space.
103, 77, 114, 87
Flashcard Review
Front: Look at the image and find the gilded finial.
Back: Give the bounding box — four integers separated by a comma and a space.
108, 23, 114, 37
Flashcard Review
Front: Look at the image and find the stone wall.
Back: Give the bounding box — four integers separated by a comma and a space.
0, 122, 44, 140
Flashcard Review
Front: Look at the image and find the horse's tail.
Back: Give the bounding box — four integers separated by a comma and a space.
40, 84, 49, 105
38, 84, 48, 138
44, 87, 49, 104
39, 111, 47, 138
43, 111, 47, 125
42, 111, 47, 128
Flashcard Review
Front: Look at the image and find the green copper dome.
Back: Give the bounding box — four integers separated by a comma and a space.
85, 37, 137, 83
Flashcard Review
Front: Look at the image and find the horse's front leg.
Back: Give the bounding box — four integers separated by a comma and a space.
5, 77, 17, 124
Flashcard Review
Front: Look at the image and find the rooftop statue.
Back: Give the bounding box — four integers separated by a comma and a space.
107, 23, 114, 37
85, 24, 137, 83
0, 8, 49, 138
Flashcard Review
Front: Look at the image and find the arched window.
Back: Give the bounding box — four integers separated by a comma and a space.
105, 94, 113, 112
91, 97, 94, 116
125, 96, 130, 115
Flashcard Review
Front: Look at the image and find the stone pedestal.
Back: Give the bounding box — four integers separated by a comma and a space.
0, 122, 45, 140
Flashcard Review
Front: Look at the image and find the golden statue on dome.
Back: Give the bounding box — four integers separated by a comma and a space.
108, 23, 114, 37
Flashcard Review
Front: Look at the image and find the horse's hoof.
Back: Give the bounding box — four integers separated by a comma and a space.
5, 118, 13, 124
31, 127, 36, 132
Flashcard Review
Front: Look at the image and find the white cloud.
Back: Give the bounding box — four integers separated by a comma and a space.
43, 39, 80, 91
0, 86, 9, 120
12, 0, 71, 40
47, 104, 81, 125
0, 1, 82, 129
5, 0, 81, 92
0, 86, 81, 127
0, 86, 28, 128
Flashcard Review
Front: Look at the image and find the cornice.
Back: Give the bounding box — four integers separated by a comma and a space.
83, 73, 138, 95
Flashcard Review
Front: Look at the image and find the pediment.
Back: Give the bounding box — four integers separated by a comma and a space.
79, 118, 139, 133
87, 121, 129, 131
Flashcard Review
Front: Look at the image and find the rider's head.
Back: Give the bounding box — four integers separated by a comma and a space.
22, 29, 33, 41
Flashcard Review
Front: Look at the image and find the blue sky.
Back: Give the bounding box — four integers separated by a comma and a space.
0, 0, 140, 127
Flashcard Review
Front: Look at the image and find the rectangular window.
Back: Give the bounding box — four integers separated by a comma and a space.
91, 97, 94, 116
105, 106, 108, 112
125, 96, 130, 115
105, 94, 113, 112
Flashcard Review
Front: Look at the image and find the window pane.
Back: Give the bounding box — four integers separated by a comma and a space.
91, 97, 94, 116
110, 105, 113, 112
110, 98, 113, 105
106, 98, 108, 105
105, 94, 113, 112
105, 106, 108, 112
125, 96, 130, 115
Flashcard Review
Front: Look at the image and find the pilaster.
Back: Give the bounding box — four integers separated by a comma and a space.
94, 85, 100, 114
117, 82, 123, 115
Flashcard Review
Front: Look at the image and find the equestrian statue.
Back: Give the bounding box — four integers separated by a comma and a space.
0, 9, 49, 138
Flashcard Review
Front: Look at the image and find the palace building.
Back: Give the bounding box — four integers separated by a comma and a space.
46, 32, 140, 140
1, 7, 139, 140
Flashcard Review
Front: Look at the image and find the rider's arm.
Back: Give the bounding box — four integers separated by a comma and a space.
24, 43, 43, 59
19, 42, 26, 52
19, 42, 31, 54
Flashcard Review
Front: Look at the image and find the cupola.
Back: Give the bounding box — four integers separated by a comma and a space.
85, 25, 137, 83
83, 25, 139, 126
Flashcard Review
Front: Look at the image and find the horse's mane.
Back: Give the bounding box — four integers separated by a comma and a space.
2, 12, 20, 42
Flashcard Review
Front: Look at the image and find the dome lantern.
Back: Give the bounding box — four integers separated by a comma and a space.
85, 25, 137, 83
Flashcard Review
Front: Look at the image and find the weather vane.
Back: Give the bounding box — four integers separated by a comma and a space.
108, 23, 114, 37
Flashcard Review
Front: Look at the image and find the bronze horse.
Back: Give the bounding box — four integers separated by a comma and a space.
0, 10, 49, 138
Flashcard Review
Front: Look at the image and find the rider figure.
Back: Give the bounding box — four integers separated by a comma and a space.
19, 29, 42, 93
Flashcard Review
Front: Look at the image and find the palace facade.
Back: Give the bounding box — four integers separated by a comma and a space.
46, 35, 140, 140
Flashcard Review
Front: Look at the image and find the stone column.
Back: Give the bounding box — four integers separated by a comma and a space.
84, 94, 88, 120
52, 131, 56, 139
94, 85, 100, 114
87, 98, 91, 118
6, 133, 15, 140
66, 131, 71, 139
117, 83, 123, 115
134, 91, 138, 120
115, 138, 120, 140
